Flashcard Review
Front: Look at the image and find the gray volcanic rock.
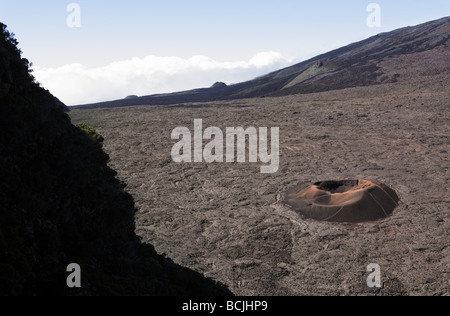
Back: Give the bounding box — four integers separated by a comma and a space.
69, 37, 450, 294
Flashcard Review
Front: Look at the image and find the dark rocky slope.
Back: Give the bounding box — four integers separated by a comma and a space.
0, 23, 231, 296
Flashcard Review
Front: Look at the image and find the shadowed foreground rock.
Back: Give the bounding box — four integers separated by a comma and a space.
0, 23, 232, 296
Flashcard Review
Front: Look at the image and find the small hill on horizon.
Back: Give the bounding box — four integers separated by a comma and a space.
72, 16, 450, 109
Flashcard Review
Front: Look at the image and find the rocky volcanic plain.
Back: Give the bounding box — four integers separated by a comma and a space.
70, 48, 449, 296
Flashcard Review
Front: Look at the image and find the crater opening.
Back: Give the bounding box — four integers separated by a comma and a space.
283, 179, 399, 223
314, 180, 359, 194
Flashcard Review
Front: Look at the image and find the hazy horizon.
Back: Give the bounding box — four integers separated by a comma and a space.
1, 0, 449, 105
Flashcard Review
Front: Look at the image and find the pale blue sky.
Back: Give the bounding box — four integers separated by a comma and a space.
1, 1, 449, 104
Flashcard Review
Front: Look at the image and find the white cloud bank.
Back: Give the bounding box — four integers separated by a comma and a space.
32, 52, 292, 106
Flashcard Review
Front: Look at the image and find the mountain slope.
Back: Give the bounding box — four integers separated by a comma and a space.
73, 16, 450, 109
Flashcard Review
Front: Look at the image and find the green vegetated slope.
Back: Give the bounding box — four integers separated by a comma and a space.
0, 23, 231, 296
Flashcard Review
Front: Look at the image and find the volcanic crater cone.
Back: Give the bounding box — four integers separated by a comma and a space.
283, 179, 399, 223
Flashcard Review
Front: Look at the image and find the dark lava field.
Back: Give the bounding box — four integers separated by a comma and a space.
70, 45, 450, 295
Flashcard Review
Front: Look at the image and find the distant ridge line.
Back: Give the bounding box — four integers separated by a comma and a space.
72, 16, 450, 110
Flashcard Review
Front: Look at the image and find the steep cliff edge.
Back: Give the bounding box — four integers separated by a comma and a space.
0, 23, 231, 296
